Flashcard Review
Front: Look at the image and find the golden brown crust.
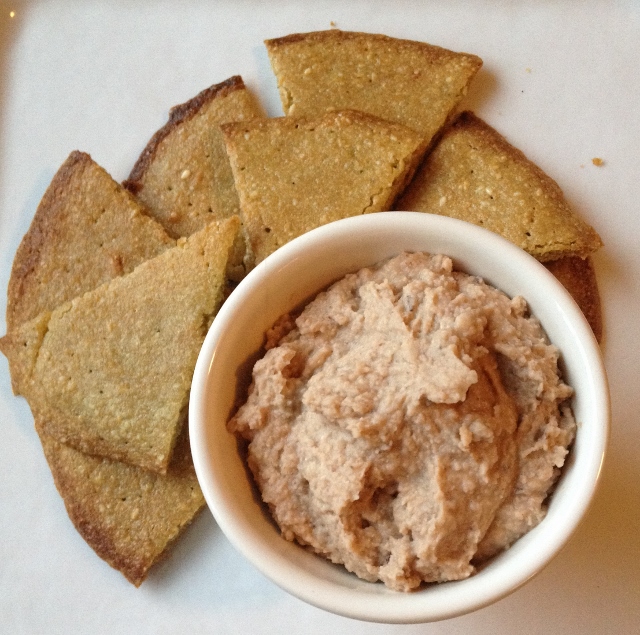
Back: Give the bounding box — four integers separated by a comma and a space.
123, 76, 263, 239
545, 256, 603, 342
38, 423, 205, 587
267, 28, 477, 56
397, 111, 603, 261
7, 152, 84, 321
265, 29, 482, 143
1, 151, 214, 585
222, 110, 427, 264
18, 217, 241, 474
124, 76, 246, 191
5, 151, 174, 332
265, 29, 481, 70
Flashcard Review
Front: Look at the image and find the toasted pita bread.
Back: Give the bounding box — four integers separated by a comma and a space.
5, 151, 174, 332
124, 76, 263, 239
222, 110, 427, 264
38, 423, 204, 587
0, 152, 210, 586
10, 216, 240, 474
397, 111, 603, 261
265, 30, 482, 146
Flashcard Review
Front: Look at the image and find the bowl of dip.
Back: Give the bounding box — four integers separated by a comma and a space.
189, 211, 609, 624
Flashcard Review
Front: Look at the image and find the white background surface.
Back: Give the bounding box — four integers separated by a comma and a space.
1, 1, 638, 633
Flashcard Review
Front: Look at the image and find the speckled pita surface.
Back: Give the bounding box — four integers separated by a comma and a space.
397, 111, 603, 261
223, 110, 427, 264
9, 216, 240, 474
5, 151, 174, 332
266, 29, 482, 144
124, 76, 263, 239
37, 423, 204, 587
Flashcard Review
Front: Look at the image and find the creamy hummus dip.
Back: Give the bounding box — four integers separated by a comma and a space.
228, 252, 576, 591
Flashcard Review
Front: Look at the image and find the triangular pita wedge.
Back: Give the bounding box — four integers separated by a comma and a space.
265, 30, 482, 144
38, 423, 205, 587
5, 151, 174, 332
222, 110, 427, 264
7, 216, 241, 474
396, 111, 604, 338
124, 76, 263, 239
0, 152, 212, 584
397, 111, 603, 261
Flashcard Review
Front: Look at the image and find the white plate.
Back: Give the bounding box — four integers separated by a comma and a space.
1, 2, 639, 634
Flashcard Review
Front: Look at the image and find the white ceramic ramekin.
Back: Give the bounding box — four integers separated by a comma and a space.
189, 212, 609, 624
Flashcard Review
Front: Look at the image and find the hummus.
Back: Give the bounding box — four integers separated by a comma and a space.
229, 252, 576, 592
